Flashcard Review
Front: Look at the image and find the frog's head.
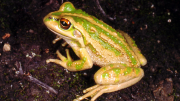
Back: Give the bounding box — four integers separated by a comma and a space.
43, 2, 86, 47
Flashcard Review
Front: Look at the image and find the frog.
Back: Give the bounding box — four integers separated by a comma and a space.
43, 2, 147, 101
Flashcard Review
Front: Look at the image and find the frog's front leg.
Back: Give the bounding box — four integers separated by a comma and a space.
74, 64, 144, 101
46, 47, 93, 71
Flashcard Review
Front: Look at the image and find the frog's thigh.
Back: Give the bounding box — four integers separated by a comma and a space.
94, 64, 144, 92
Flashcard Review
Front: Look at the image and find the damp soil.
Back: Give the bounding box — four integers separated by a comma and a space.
0, 0, 180, 101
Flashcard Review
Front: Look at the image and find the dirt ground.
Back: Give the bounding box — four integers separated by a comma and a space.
0, 0, 180, 101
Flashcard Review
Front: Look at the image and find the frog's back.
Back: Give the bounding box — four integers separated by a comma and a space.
83, 25, 140, 67
68, 14, 140, 67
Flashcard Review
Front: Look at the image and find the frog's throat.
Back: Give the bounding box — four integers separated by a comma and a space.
47, 27, 71, 40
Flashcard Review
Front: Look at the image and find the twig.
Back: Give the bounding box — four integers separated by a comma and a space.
28, 75, 58, 94
15, 61, 58, 94
95, 0, 115, 21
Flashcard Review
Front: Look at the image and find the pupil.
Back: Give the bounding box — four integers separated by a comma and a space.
61, 21, 67, 26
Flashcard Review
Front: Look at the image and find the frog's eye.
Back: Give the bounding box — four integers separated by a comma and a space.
60, 18, 71, 30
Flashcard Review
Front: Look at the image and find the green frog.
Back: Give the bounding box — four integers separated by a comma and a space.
43, 2, 147, 101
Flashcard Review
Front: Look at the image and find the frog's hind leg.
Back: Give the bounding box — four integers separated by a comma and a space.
89, 74, 143, 101
74, 64, 144, 101
94, 64, 144, 85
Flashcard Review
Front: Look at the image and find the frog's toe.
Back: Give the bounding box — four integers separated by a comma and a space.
46, 59, 57, 64
46, 59, 51, 63
91, 88, 108, 101
74, 85, 107, 101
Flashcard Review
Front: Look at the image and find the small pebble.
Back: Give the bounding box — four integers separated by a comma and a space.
3, 43, 11, 52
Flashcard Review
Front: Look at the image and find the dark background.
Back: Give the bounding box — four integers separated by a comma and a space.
0, 0, 179, 100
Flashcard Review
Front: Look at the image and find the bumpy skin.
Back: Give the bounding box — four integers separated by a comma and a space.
43, 2, 147, 101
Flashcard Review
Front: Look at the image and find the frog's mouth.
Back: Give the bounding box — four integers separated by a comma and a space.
47, 27, 85, 47
47, 27, 71, 40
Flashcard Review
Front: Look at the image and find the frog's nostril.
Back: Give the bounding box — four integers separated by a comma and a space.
54, 18, 59, 21
48, 16, 53, 19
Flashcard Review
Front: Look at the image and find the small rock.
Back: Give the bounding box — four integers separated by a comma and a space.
29, 29, 34, 33
3, 43, 11, 52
